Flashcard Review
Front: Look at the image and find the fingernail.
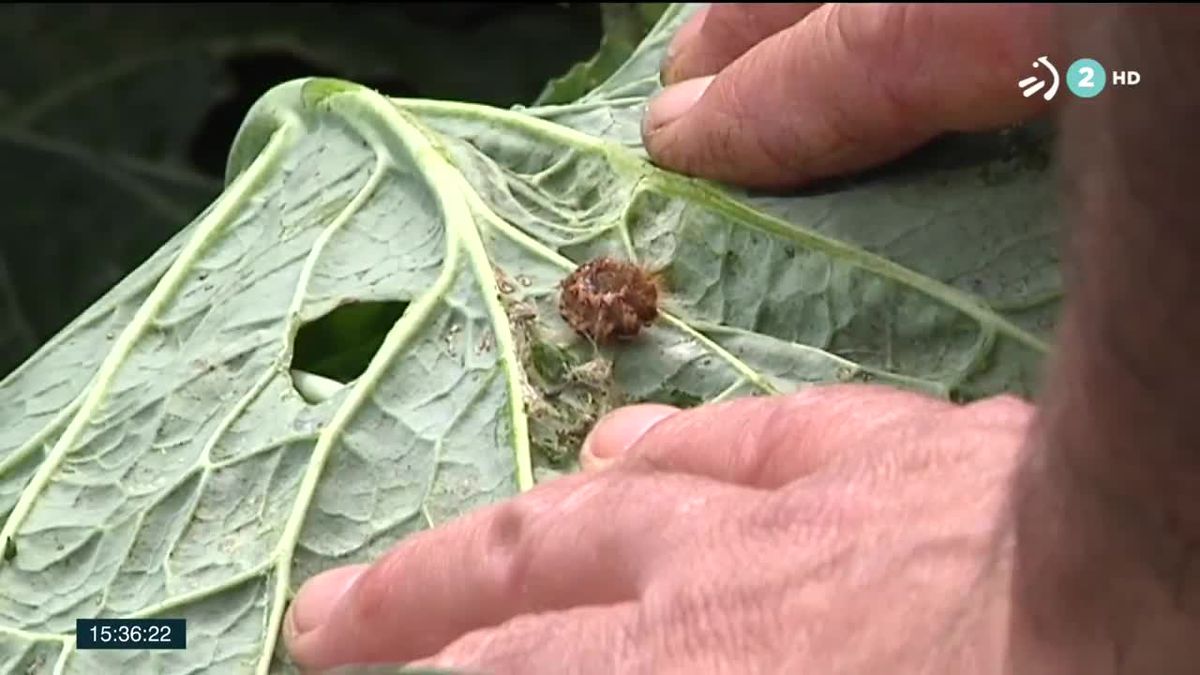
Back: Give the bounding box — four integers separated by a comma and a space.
644, 76, 714, 134
660, 37, 687, 85
580, 404, 679, 470
660, 4, 710, 85
661, 35, 683, 81
287, 565, 368, 639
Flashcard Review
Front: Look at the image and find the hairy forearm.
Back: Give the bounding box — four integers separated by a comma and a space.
1010, 4, 1200, 673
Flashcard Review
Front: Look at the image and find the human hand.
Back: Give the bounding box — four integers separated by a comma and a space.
284, 5, 1051, 672
284, 385, 1033, 673
644, 3, 1057, 188
281, 4, 1200, 673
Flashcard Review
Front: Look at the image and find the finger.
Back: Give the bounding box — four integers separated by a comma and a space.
585, 384, 953, 489
285, 471, 758, 671
410, 602, 640, 675
662, 3, 824, 84
644, 3, 1059, 188
579, 404, 678, 472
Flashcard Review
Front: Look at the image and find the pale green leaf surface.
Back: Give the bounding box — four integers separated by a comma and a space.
0, 4, 1059, 672
531, 5, 1060, 349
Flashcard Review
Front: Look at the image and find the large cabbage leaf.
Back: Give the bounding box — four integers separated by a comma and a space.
0, 4, 1059, 673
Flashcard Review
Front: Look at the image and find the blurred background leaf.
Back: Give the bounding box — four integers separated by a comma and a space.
533, 3, 668, 105
0, 2, 662, 377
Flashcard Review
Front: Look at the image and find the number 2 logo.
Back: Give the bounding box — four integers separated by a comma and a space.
1067, 59, 1107, 98
1078, 67, 1095, 88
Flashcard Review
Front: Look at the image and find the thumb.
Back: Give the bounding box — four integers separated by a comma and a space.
644, 3, 1058, 188
581, 385, 953, 488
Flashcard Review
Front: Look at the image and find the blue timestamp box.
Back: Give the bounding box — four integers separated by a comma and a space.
76, 618, 186, 650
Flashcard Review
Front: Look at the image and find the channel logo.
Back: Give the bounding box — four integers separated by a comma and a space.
1019, 57, 1141, 100
1018, 56, 1060, 101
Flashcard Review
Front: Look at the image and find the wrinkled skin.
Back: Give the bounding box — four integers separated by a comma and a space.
286, 388, 1028, 672
641, 3, 1056, 188
285, 4, 1200, 674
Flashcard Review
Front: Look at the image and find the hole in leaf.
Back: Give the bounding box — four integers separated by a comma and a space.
290, 300, 410, 401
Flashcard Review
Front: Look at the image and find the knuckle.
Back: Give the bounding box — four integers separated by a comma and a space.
814, 8, 881, 149
703, 4, 763, 50
718, 51, 807, 177
762, 393, 823, 447
695, 80, 754, 167
349, 554, 404, 625
709, 398, 786, 485
875, 11, 927, 131
824, 4, 927, 140
779, 384, 944, 429
476, 475, 625, 602
657, 96, 744, 179
774, 477, 869, 531
479, 502, 539, 601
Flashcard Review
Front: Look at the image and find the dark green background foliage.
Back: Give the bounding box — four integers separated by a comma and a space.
0, 3, 663, 377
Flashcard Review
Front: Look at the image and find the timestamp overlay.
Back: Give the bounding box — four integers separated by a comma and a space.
76, 619, 186, 651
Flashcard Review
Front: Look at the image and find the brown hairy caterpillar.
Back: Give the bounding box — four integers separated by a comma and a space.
558, 257, 664, 343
